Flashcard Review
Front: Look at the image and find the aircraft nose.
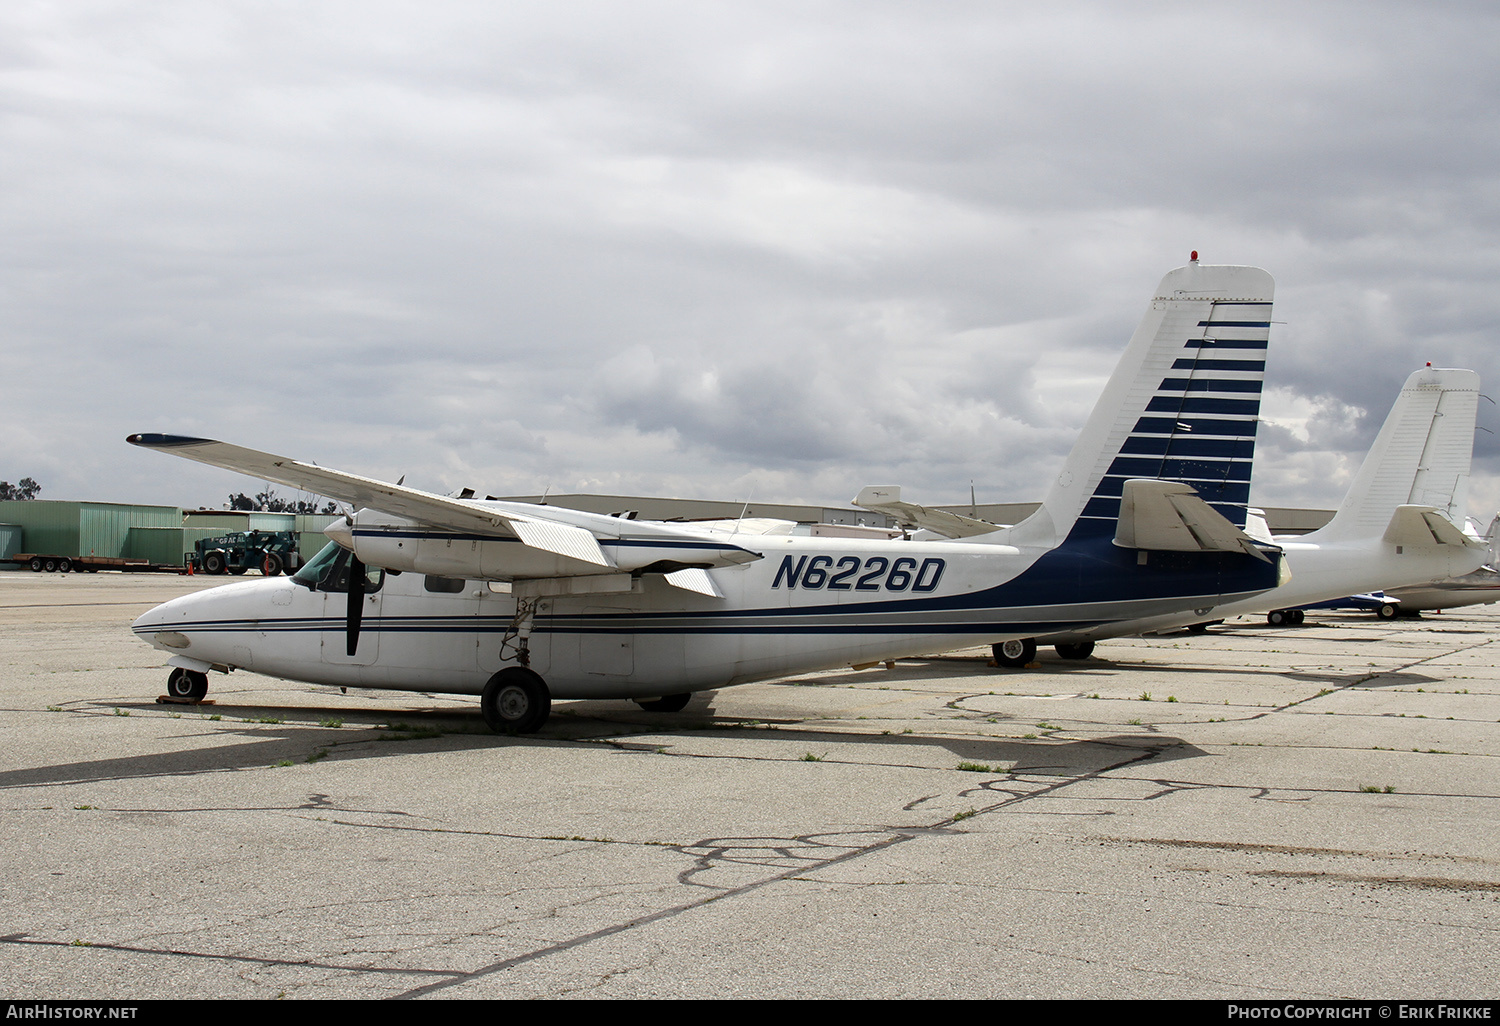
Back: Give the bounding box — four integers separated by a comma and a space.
131, 595, 192, 653
133, 600, 168, 633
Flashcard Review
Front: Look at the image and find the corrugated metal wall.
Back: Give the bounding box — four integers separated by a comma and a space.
0, 500, 82, 556
0, 500, 178, 561
0, 524, 21, 562
78, 503, 180, 558
124, 526, 191, 566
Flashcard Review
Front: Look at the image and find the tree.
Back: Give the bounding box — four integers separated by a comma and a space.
0, 478, 40, 501
226, 488, 337, 515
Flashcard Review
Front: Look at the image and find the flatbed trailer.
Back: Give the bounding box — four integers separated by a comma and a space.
8, 553, 188, 574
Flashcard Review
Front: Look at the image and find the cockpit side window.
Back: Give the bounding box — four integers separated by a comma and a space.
291, 541, 384, 593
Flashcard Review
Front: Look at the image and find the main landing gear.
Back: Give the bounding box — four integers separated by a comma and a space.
994, 637, 1096, 667
481, 666, 551, 734
992, 638, 1037, 668
1266, 608, 1306, 626
1053, 641, 1095, 660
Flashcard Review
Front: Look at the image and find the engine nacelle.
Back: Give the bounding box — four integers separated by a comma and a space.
325, 509, 761, 581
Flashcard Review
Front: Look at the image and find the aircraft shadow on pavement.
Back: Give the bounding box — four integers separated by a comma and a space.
1, 694, 1207, 791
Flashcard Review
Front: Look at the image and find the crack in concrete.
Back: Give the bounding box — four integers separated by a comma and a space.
0, 932, 458, 978
1249, 869, 1500, 891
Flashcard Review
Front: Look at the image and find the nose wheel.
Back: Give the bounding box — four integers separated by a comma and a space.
481, 667, 551, 734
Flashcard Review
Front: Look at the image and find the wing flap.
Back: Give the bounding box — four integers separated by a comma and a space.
664, 567, 723, 598
509, 519, 611, 568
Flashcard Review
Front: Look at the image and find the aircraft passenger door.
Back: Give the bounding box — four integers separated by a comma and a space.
580, 606, 633, 676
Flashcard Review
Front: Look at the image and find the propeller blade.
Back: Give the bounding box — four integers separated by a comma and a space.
346, 554, 365, 656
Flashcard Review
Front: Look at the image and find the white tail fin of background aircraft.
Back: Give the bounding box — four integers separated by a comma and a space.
1036, 365, 1486, 654
1314, 367, 1479, 543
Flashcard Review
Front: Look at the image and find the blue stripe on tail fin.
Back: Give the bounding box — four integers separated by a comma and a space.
1002, 262, 1275, 550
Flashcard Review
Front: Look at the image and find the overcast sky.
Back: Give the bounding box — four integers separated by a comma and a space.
5, 1, 1499, 520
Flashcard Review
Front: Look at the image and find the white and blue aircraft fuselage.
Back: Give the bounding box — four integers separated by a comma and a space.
130, 261, 1287, 732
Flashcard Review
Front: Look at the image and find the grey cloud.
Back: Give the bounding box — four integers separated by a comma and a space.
4, 2, 1499, 515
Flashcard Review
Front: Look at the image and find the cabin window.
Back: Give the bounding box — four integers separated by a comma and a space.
424, 575, 466, 593
291, 541, 384, 593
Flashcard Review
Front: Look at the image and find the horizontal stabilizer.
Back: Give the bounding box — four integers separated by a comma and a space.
1115, 479, 1270, 561
853, 486, 1001, 539
1383, 505, 1484, 550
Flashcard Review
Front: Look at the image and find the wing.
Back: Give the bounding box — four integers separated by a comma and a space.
127, 434, 761, 586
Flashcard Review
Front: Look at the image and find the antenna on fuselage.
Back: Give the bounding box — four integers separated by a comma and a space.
730, 483, 757, 539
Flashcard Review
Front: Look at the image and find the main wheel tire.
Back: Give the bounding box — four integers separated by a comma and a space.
1377, 602, 1399, 620
203, 552, 227, 575
1054, 641, 1095, 660
43, 559, 57, 572
636, 693, 691, 712
1268, 609, 1288, 626
166, 667, 208, 701
262, 553, 283, 577
57, 558, 72, 573
481, 667, 551, 734
1290, 609, 1306, 625
993, 638, 1037, 668
29, 557, 43, 572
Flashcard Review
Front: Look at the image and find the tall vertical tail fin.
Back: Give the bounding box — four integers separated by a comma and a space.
1314, 367, 1479, 542
1008, 261, 1274, 547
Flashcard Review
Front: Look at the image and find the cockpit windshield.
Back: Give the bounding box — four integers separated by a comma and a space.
291, 541, 384, 593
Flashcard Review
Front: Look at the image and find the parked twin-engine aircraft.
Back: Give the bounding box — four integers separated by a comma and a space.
130, 260, 1288, 732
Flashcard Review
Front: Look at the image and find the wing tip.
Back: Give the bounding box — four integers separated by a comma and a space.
127, 433, 218, 448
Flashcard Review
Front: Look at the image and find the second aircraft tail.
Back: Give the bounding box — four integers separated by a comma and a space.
1311, 367, 1479, 544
